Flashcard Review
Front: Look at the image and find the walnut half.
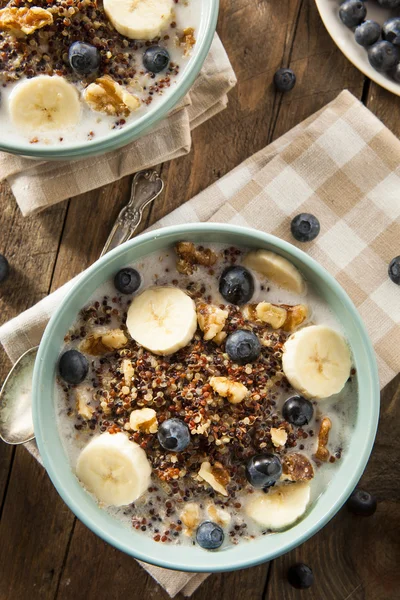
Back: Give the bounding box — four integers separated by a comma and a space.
84, 76, 140, 117
0, 7, 53, 37
197, 303, 228, 341
175, 241, 217, 275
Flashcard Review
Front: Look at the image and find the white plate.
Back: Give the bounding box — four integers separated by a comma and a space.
315, 0, 400, 96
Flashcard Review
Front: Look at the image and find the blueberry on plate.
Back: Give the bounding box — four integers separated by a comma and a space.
339, 1, 367, 29
291, 213, 320, 242
114, 267, 141, 294
58, 349, 89, 384
287, 563, 314, 589
143, 46, 170, 73
273, 68, 296, 92
347, 488, 377, 516
219, 265, 254, 305
69, 42, 101, 76
225, 329, 261, 365
388, 256, 400, 285
157, 418, 190, 452
282, 395, 314, 427
0, 254, 10, 283
377, 0, 400, 7
355, 20, 381, 47
383, 18, 400, 46
245, 454, 282, 488
196, 521, 224, 550
368, 41, 399, 71
390, 62, 400, 83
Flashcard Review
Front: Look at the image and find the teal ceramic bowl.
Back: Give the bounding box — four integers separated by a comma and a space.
0, 0, 219, 160
33, 223, 380, 572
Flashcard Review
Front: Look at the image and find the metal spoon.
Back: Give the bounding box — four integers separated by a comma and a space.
0, 170, 163, 445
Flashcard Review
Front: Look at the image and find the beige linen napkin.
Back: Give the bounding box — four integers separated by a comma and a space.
1, 90, 399, 597
0, 34, 236, 217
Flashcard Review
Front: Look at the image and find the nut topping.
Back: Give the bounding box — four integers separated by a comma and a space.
0, 7, 53, 37
282, 453, 314, 481
197, 303, 228, 341
198, 461, 230, 496
270, 427, 288, 447
175, 242, 217, 275
75, 386, 95, 421
84, 76, 140, 116
80, 328, 128, 355
209, 376, 249, 404
315, 417, 332, 461
129, 408, 158, 434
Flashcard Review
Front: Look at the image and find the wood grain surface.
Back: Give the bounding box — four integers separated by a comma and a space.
1, 1, 399, 599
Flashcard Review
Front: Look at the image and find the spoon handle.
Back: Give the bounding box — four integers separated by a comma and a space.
100, 170, 164, 258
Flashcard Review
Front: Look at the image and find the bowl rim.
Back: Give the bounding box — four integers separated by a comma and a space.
0, 0, 219, 159
33, 223, 380, 572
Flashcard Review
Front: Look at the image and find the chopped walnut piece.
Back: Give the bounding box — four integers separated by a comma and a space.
178, 27, 196, 55
270, 427, 288, 447
180, 503, 201, 535
282, 453, 314, 481
244, 302, 307, 332
281, 304, 308, 332
175, 241, 217, 275
75, 386, 94, 421
197, 303, 228, 341
0, 7, 53, 37
207, 503, 231, 527
129, 408, 158, 434
256, 302, 287, 329
122, 359, 135, 385
198, 461, 230, 496
84, 76, 140, 116
315, 417, 332, 461
210, 376, 248, 404
213, 331, 227, 345
80, 328, 128, 355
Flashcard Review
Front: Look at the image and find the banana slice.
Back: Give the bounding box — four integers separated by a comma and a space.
243, 250, 306, 295
76, 432, 151, 506
104, 0, 175, 40
245, 482, 310, 529
9, 75, 80, 132
126, 287, 197, 355
282, 325, 351, 399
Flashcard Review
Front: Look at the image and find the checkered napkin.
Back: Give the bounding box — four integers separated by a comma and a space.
0, 90, 399, 598
0, 34, 236, 217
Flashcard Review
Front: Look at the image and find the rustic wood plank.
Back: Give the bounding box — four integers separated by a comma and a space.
190, 564, 269, 600
266, 374, 400, 600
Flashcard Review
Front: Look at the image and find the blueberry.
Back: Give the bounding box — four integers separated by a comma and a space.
143, 46, 170, 73
225, 329, 261, 365
377, 0, 400, 7
196, 521, 224, 550
383, 18, 400, 46
291, 213, 320, 242
114, 268, 141, 294
282, 395, 314, 426
339, 1, 366, 29
69, 42, 100, 76
157, 418, 190, 452
245, 454, 282, 489
287, 563, 314, 589
273, 68, 296, 92
368, 41, 399, 71
355, 20, 381, 47
0, 254, 10, 283
388, 256, 400, 285
390, 62, 400, 82
219, 265, 254, 305
58, 349, 89, 384
347, 488, 377, 516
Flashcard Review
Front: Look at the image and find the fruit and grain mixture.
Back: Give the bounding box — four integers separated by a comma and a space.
57, 241, 354, 550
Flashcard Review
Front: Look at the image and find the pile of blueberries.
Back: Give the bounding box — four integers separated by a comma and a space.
339, 0, 400, 81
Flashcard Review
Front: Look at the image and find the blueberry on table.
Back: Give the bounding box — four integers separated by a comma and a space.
347, 488, 377, 516
0, 254, 10, 283
225, 329, 261, 365
388, 256, 400, 285
368, 41, 399, 71
287, 563, 314, 589
245, 454, 282, 488
291, 213, 320, 242
114, 267, 141, 294
69, 42, 101, 76
355, 20, 381, 47
282, 395, 314, 427
143, 46, 170, 73
157, 418, 190, 452
273, 68, 296, 92
58, 349, 89, 384
339, 1, 367, 29
383, 18, 400, 46
219, 265, 254, 305
196, 521, 224, 550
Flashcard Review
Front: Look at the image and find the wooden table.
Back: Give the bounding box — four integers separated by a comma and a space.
1, 1, 399, 598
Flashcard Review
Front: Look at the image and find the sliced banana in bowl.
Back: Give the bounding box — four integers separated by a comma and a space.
243, 249, 306, 295
245, 482, 311, 530
103, 0, 175, 41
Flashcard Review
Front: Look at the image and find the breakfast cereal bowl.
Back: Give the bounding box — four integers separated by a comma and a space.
0, 0, 218, 159
32, 223, 379, 572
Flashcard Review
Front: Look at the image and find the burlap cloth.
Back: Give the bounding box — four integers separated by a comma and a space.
0, 34, 237, 217
0, 90, 399, 597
